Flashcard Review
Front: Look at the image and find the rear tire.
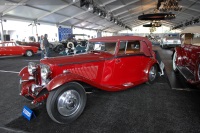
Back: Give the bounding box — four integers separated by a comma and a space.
148, 64, 158, 84
26, 50, 33, 57
46, 82, 86, 124
173, 52, 179, 73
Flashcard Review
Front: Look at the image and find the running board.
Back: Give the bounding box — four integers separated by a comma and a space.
177, 66, 195, 81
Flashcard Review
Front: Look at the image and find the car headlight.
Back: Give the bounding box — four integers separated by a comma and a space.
40, 64, 51, 80
28, 62, 37, 75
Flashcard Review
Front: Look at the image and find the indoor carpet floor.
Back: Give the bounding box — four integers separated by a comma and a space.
4, 79, 200, 133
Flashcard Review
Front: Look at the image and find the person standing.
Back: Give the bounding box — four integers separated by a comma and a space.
43, 34, 50, 57
40, 35, 45, 58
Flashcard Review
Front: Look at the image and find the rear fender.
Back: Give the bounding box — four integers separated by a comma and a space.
46, 72, 89, 91
144, 59, 159, 79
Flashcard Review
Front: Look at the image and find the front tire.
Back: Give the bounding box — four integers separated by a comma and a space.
46, 82, 86, 124
148, 64, 158, 84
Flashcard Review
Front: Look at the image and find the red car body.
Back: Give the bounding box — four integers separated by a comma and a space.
18, 41, 41, 49
173, 26, 200, 84
19, 36, 164, 123
0, 42, 38, 56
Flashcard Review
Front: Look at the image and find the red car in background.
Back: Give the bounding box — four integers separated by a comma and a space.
173, 26, 200, 84
0, 42, 38, 57
17, 41, 40, 49
19, 36, 164, 124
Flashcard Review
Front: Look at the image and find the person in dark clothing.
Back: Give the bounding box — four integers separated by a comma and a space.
43, 34, 50, 57
40, 35, 45, 58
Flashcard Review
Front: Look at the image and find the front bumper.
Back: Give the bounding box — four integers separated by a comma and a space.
19, 76, 49, 105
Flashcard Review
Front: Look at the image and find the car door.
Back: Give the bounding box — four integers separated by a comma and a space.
0, 43, 7, 55
9, 42, 23, 55
113, 40, 144, 86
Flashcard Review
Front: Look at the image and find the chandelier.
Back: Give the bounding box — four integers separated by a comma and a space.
143, 21, 162, 27
159, 0, 182, 12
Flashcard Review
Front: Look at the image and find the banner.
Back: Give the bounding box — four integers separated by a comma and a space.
58, 27, 72, 41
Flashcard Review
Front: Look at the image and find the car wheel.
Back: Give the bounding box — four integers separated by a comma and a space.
172, 52, 178, 73
46, 82, 86, 124
56, 45, 65, 53
148, 64, 157, 84
26, 50, 33, 57
197, 64, 200, 81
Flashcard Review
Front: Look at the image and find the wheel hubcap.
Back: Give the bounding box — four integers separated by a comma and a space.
27, 51, 32, 56
149, 66, 156, 81
57, 90, 81, 116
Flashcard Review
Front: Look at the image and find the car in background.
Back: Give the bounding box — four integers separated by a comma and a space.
16, 41, 40, 49
0, 42, 38, 57
160, 33, 181, 48
19, 36, 164, 124
173, 26, 200, 85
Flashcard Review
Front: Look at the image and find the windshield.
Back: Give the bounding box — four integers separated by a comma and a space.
87, 42, 116, 54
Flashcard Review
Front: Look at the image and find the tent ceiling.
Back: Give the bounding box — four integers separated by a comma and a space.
0, 0, 199, 32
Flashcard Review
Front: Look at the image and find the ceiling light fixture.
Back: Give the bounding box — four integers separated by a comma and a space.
159, 0, 182, 12
79, 0, 132, 31
138, 12, 176, 20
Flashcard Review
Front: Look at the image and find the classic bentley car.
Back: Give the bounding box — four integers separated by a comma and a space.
0, 42, 38, 56
173, 26, 200, 84
19, 36, 164, 124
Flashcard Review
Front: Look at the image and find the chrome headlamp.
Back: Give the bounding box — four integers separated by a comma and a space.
28, 62, 37, 75
40, 64, 51, 80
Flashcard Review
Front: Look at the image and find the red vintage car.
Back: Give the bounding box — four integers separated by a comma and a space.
17, 41, 41, 49
19, 36, 164, 124
0, 42, 38, 57
173, 26, 200, 84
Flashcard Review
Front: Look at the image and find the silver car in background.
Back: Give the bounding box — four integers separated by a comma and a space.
160, 33, 181, 48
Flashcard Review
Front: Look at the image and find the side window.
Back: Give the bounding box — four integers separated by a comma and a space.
126, 41, 140, 54
118, 41, 126, 54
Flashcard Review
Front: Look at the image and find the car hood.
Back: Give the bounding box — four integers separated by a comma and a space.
40, 52, 113, 66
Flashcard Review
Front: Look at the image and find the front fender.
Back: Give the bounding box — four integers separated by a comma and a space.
46, 72, 88, 91
19, 66, 28, 77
